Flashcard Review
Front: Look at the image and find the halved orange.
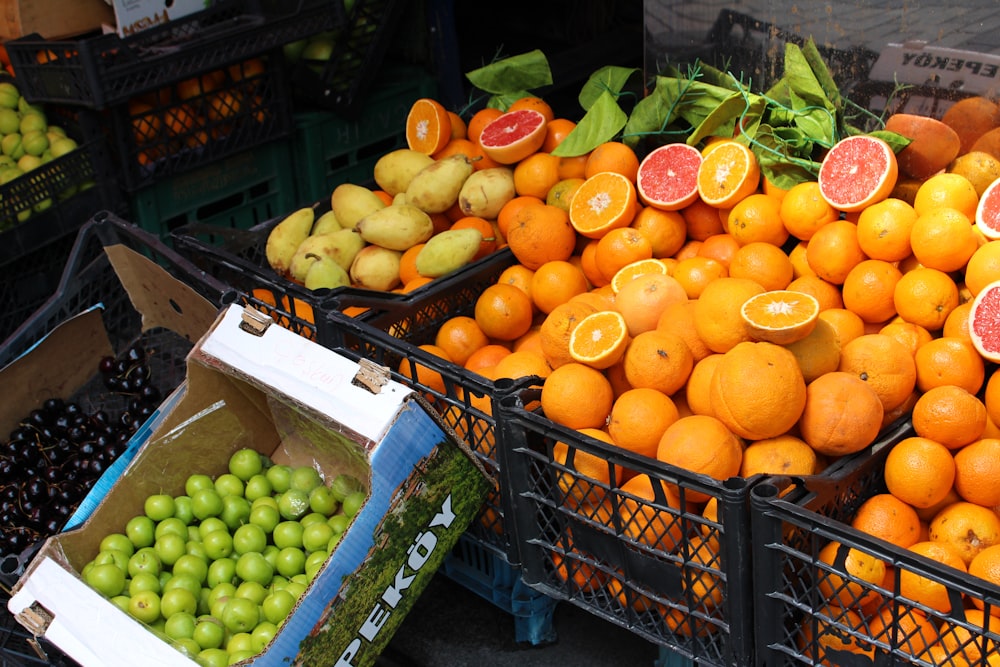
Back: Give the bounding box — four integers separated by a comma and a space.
568, 310, 631, 370
610, 258, 669, 294
568, 171, 638, 239
740, 289, 820, 345
406, 98, 452, 155
696, 141, 761, 208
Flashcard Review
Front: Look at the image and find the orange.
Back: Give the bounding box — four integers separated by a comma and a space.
450, 216, 498, 260
464, 344, 511, 376
508, 95, 554, 123
630, 206, 687, 259
473, 283, 535, 342
797, 606, 874, 661
684, 353, 723, 418
855, 197, 918, 262
656, 300, 712, 363
726, 193, 789, 247
885, 436, 957, 509
496, 194, 544, 239
779, 180, 840, 241
710, 341, 807, 440
963, 240, 1000, 298
616, 473, 684, 552
398, 243, 426, 285
693, 276, 766, 353
529, 260, 589, 314
539, 300, 598, 370
879, 320, 933, 358
852, 493, 922, 548
568, 171, 638, 239
798, 371, 884, 456
696, 140, 761, 208
837, 333, 917, 412
551, 431, 622, 512
953, 438, 1000, 507
542, 117, 577, 152
910, 207, 979, 273
913, 172, 979, 219
893, 266, 961, 331
787, 274, 844, 311
912, 385, 987, 450
583, 141, 639, 181
622, 329, 694, 396
900, 541, 967, 613
865, 606, 937, 661
914, 336, 985, 394
671, 256, 727, 299
941, 95, 1000, 154
928, 501, 1000, 565
841, 259, 902, 324
405, 98, 452, 155
608, 388, 680, 459
969, 544, 1000, 617
496, 263, 534, 300
594, 227, 653, 283
817, 307, 865, 347
934, 607, 1000, 663
466, 107, 503, 146
493, 349, 552, 381
740, 289, 819, 345
987, 370, 1000, 429
613, 272, 687, 336
609, 258, 668, 294
805, 220, 868, 285
504, 200, 577, 270
681, 198, 726, 240
784, 318, 842, 383
727, 241, 794, 291
655, 414, 744, 503
545, 177, 585, 212
398, 344, 452, 396
696, 233, 741, 269
540, 362, 614, 429
884, 112, 962, 180
513, 151, 561, 199
816, 540, 886, 609
434, 315, 489, 367
739, 434, 817, 478
568, 310, 630, 370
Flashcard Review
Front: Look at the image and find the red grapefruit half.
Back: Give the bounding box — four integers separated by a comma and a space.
636, 143, 703, 211
478, 108, 548, 165
975, 177, 1000, 240
818, 135, 899, 213
969, 279, 1000, 362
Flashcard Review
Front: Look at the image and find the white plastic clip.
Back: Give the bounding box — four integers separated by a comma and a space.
239, 305, 272, 337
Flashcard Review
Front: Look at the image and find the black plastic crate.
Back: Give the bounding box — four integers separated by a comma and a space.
84, 52, 294, 192
5, 0, 344, 109
750, 418, 1000, 666
496, 386, 759, 666
289, 0, 409, 118
0, 211, 232, 666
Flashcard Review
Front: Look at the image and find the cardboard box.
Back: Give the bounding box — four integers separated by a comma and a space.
0, 0, 115, 40
109, 0, 207, 37
7, 303, 491, 667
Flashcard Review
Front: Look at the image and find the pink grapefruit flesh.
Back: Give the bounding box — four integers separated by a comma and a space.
976, 177, 1000, 240
636, 143, 703, 211
818, 135, 899, 213
970, 279, 1000, 362
478, 108, 548, 165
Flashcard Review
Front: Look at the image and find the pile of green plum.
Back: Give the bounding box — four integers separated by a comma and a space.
79, 447, 366, 667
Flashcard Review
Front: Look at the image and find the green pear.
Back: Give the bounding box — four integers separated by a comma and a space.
349, 245, 402, 291
330, 183, 386, 230
288, 228, 365, 282
265, 207, 315, 277
458, 167, 516, 219
311, 210, 342, 235
415, 228, 483, 278
355, 204, 434, 251
373, 149, 436, 196
304, 255, 351, 291
405, 154, 474, 214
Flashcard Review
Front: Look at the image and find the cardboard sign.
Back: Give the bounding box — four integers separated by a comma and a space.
869, 41, 1000, 96
110, 0, 208, 37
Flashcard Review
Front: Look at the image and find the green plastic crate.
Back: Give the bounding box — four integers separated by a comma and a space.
291, 65, 437, 203
127, 139, 299, 240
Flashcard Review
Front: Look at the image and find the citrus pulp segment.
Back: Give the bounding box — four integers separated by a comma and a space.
568, 310, 631, 370
610, 258, 669, 294
636, 143, 703, 211
477, 108, 548, 165
740, 289, 820, 345
969, 279, 1000, 362
568, 171, 638, 238
405, 98, 452, 155
695, 140, 760, 208
975, 177, 1000, 240
817, 135, 898, 212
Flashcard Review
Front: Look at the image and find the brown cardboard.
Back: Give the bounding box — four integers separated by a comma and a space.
0, 0, 114, 40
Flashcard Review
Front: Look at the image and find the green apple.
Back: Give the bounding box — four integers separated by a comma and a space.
227, 631, 255, 654
207, 557, 238, 588
305, 550, 329, 579
277, 489, 310, 520
328, 514, 350, 535
172, 554, 208, 585
199, 517, 228, 537
331, 474, 364, 502
235, 580, 267, 605
154, 532, 187, 567
144, 494, 176, 522
192, 617, 225, 650
0, 108, 19, 134
272, 521, 304, 550
261, 589, 297, 625
129, 571, 162, 596
302, 522, 335, 554
244, 474, 273, 502
128, 589, 161, 624
229, 448, 264, 481
221, 596, 259, 634
128, 547, 162, 577
232, 523, 267, 555
214, 473, 245, 498
289, 466, 323, 493
265, 464, 292, 493
251, 621, 278, 652
275, 546, 306, 579
126, 515, 156, 549
220, 495, 251, 531
202, 529, 234, 560
164, 611, 197, 641
173, 495, 194, 525
185, 473, 215, 497
248, 503, 280, 534
160, 587, 198, 618
155, 517, 188, 540
308, 485, 338, 517
191, 488, 224, 520
235, 552, 273, 586
342, 490, 366, 518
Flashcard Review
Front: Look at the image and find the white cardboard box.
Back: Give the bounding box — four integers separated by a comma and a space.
110, 0, 208, 37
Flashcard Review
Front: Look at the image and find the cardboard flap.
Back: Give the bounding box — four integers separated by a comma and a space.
105, 243, 219, 345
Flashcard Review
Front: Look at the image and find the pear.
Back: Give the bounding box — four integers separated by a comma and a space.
415, 228, 483, 278
459, 167, 516, 219
355, 204, 434, 251
330, 183, 386, 230
373, 148, 436, 196
349, 245, 402, 291
405, 154, 474, 213
265, 207, 315, 277
288, 229, 366, 282
311, 209, 342, 235
304, 255, 351, 291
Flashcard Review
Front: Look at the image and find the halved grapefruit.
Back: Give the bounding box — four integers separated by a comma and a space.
969, 279, 1000, 362
818, 135, 899, 213
636, 143, 703, 211
478, 108, 548, 165
975, 177, 1000, 240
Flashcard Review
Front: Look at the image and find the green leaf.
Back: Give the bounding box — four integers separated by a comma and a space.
485, 91, 535, 111
551, 90, 627, 157
621, 91, 688, 151
801, 39, 843, 109
464, 50, 553, 95
579, 66, 639, 111
752, 125, 820, 189
868, 129, 912, 153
